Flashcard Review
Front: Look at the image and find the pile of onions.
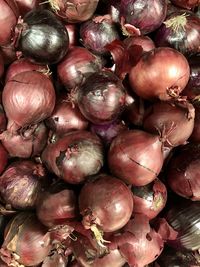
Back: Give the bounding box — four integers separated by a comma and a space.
0, 160, 47, 209
42, 130, 104, 184
0, 212, 52, 266
155, 12, 200, 55
0, 143, 7, 175
129, 47, 190, 101
108, 130, 164, 186
2, 71, 56, 133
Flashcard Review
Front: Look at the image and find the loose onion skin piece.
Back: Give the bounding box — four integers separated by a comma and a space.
2, 71, 56, 133
129, 47, 190, 101
42, 130, 104, 184
108, 130, 164, 186
57, 46, 103, 90
0, 143, 8, 175
77, 70, 126, 124
143, 101, 195, 148
0, 160, 47, 209
0, 212, 51, 266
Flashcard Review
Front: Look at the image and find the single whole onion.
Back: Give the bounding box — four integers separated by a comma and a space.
42, 130, 104, 184
143, 101, 195, 148
120, 0, 167, 35
131, 179, 167, 219
0, 160, 47, 209
57, 47, 103, 90
129, 47, 190, 101
79, 174, 133, 242
171, 0, 199, 9
0, 143, 8, 175
0, 212, 51, 266
108, 130, 164, 186
0, 122, 48, 158
2, 71, 56, 133
80, 15, 120, 54
49, 0, 99, 23
155, 12, 200, 55
77, 70, 126, 124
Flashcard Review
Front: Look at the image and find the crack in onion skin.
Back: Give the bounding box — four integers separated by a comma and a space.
2, 71, 56, 133
108, 130, 164, 186
79, 174, 134, 233
129, 47, 190, 101
42, 130, 104, 184
0, 142, 8, 175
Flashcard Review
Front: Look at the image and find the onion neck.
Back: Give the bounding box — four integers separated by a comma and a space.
49, 0, 60, 12
164, 13, 189, 32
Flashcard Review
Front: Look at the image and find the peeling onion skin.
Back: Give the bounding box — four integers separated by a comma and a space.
129, 47, 190, 101
79, 174, 134, 233
108, 130, 164, 186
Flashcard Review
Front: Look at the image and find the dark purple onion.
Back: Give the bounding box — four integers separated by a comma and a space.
65, 24, 78, 47
171, 0, 199, 9
15, 0, 40, 16
80, 15, 120, 54
0, 160, 47, 209
0, 143, 8, 175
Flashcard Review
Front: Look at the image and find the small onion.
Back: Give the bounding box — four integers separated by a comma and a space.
0, 212, 51, 266
2, 71, 56, 133
0, 142, 8, 175
108, 130, 164, 186
0, 160, 47, 209
42, 130, 104, 184
129, 47, 190, 101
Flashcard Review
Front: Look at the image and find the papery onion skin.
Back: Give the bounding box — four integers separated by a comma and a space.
45, 93, 88, 135
17, 9, 69, 65
129, 47, 190, 101
171, 0, 199, 9
49, 0, 99, 23
57, 46, 103, 90
5, 58, 49, 83
0, 143, 8, 175
131, 179, 167, 219
143, 101, 195, 148
42, 130, 104, 184
0, 122, 48, 158
0, 212, 51, 266
79, 174, 133, 233
80, 15, 120, 54
0, 160, 47, 209
167, 143, 200, 201
2, 71, 56, 133
108, 130, 164, 186
155, 12, 200, 56
77, 71, 126, 124
120, 0, 167, 35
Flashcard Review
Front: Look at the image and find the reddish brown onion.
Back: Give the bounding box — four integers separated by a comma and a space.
2, 71, 56, 133
108, 130, 164, 186
0, 212, 51, 266
0, 122, 48, 158
0, 142, 8, 175
129, 47, 190, 101
42, 130, 104, 184
0, 160, 47, 209
171, 0, 199, 9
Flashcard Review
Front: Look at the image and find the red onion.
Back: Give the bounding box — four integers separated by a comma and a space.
0, 104, 6, 133
108, 130, 164, 186
190, 102, 200, 142
124, 35, 155, 53
79, 174, 133, 245
65, 24, 78, 47
2, 71, 56, 133
49, 0, 99, 23
15, 0, 40, 16
143, 101, 195, 148
80, 15, 120, 54
36, 186, 78, 227
167, 143, 200, 200
109, 214, 164, 266
5, 58, 49, 83
129, 47, 190, 101
155, 12, 200, 55
131, 179, 167, 220
16, 9, 69, 65
0, 212, 52, 266
45, 93, 88, 135
0, 160, 47, 209
120, 0, 167, 35
0, 142, 7, 175
171, 0, 199, 9
57, 47, 103, 90
0, 0, 18, 45
77, 70, 126, 124
0, 122, 48, 158
42, 130, 104, 184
